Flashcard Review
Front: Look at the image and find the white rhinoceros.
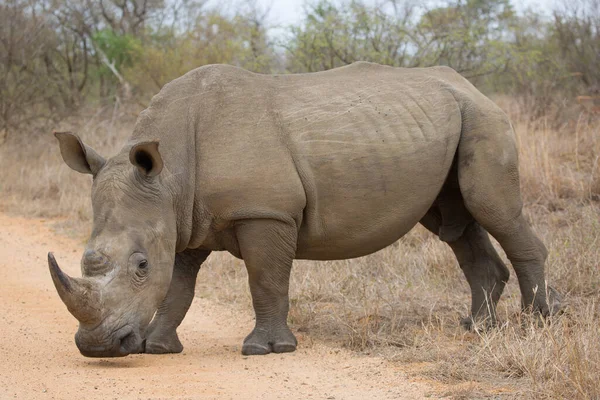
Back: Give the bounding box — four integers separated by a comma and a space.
49, 62, 560, 357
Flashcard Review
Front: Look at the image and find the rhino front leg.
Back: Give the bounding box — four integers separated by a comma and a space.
235, 219, 297, 356
144, 248, 211, 354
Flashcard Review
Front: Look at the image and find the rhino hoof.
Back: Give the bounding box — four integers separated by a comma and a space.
241, 343, 271, 356
241, 341, 297, 356
241, 327, 297, 356
460, 316, 496, 332
144, 333, 184, 354
460, 316, 474, 331
272, 342, 297, 353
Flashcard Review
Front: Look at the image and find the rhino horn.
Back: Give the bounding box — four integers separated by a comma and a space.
48, 252, 101, 324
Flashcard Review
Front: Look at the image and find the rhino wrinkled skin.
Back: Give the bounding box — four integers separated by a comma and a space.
49, 62, 561, 358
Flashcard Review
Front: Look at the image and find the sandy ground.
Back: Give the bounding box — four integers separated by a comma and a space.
0, 213, 441, 400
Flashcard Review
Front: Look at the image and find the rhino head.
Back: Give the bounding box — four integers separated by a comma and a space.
49, 132, 178, 357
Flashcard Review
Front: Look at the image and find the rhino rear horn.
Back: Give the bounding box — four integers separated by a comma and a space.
48, 252, 101, 324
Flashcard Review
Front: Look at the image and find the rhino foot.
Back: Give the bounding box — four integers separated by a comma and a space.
144, 330, 184, 354
520, 285, 564, 319
242, 326, 297, 356
460, 316, 474, 331
460, 316, 497, 332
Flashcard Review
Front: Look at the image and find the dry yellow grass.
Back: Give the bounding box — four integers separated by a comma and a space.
0, 101, 598, 399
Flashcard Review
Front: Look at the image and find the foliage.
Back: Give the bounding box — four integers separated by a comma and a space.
2, 0, 599, 138
92, 29, 141, 79
414, 0, 516, 79
0, 0, 80, 135
284, 1, 417, 72
285, 0, 517, 81
285, 0, 600, 125
124, 11, 275, 95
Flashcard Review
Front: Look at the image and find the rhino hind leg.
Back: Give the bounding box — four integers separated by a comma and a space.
421, 204, 509, 329
235, 219, 298, 356
457, 110, 561, 318
144, 248, 210, 354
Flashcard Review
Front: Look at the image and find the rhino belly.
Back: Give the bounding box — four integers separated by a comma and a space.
294, 137, 457, 261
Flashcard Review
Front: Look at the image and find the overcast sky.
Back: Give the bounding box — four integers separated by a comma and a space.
259, 0, 557, 28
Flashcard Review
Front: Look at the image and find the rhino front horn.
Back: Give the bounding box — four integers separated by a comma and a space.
48, 252, 101, 324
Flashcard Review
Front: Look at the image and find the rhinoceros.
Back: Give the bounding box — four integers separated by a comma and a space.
49, 62, 560, 357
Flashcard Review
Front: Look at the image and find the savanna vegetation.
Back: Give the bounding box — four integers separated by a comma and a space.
0, 0, 598, 398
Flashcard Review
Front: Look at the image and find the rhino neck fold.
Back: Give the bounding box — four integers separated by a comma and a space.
173, 132, 196, 254
169, 146, 195, 253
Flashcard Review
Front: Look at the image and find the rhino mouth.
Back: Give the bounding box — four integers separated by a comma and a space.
75, 325, 143, 358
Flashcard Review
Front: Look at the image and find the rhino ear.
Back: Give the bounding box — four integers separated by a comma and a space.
54, 132, 106, 176
129, 141, 163, 177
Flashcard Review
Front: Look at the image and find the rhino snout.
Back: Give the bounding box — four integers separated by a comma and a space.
75, 325, 143, 358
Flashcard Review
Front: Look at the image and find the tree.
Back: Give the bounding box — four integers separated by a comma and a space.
285, 0, 416, 72
0, 0, 73, 138
413, 0, 516, 81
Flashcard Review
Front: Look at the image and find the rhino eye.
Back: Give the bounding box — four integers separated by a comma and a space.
138, 259, 148, 269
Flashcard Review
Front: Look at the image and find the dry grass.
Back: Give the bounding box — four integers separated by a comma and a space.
1, 101, 598, 399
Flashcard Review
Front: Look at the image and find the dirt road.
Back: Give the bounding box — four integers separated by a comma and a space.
0, 213, 438, 400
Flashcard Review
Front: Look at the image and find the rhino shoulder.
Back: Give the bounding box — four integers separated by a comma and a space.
155, 65, 253, 102
186, 64, 253, 83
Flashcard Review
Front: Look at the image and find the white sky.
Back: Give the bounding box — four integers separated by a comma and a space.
261, 0, 557, 28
